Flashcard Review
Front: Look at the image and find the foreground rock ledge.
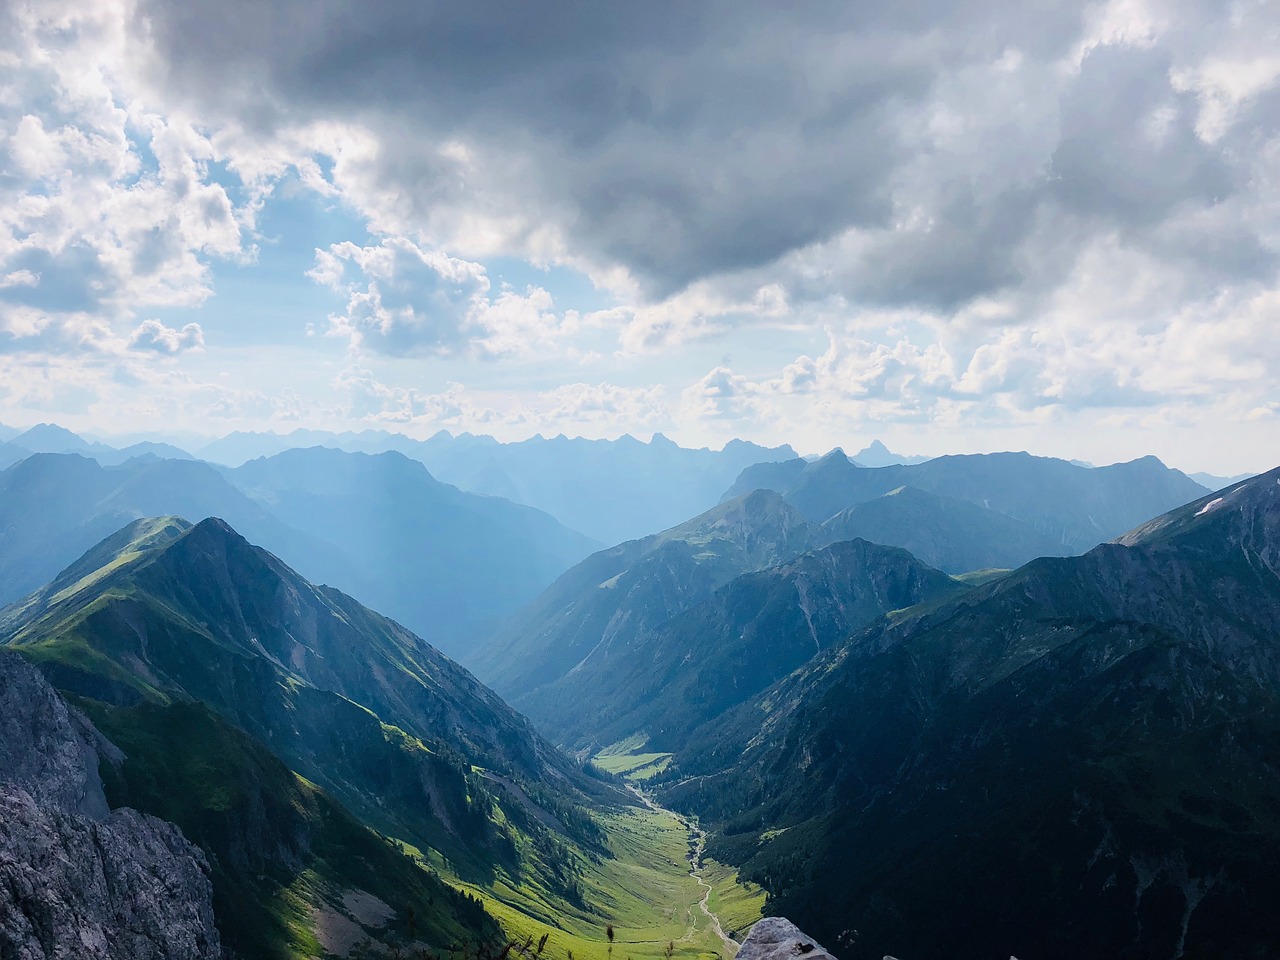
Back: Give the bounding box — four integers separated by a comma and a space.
738, 917, 839, 960
0, 651, 221, 960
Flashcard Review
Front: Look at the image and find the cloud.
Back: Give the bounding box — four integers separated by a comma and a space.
0, 0, 1277, 473
311, 237, 491, 355
536, 382, 668, 430
127, 0, 1276, 311
0, 1, 250, 359
312, 236, 595, 357
334, 364, 472, 423
332, 366, 669, 436
127, 319, 205, 354
680, 366, 771, 423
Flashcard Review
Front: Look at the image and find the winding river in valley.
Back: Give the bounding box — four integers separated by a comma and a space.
627, 786, 739, 959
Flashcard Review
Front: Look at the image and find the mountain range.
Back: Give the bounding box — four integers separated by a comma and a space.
470, 489, 826, 699
198, 427, 798, 545
472, 452, 1213, 754
660, 467, 1280, 960
728, 449, 1210, 552
2, 416, 1274, 959
0, 449, 597, 657
521, 537, 968, 754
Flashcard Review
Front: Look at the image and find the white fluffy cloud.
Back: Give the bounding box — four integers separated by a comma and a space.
310, 236, 597, 358
128, 319, 204, 354
0, 0, 247, 354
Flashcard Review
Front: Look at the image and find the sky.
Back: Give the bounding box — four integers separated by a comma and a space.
0, 0, 1277, 473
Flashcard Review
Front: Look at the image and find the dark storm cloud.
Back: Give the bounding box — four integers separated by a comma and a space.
133, 0, 1276, 306
1050, 45, 1234, 224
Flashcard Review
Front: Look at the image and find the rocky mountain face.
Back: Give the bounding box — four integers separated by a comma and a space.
1, 517, 604, 957
519, 538, 966, 752
0, 651, 221, 960
470, 489, 828, 699
727, 450, 1209, 553
663, 467, 1280, 960
737, 918, 838, 960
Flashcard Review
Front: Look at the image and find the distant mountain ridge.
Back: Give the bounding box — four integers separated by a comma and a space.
199, 427, 797, 544
662, 466, 1280, 960
0, 450, 597, 657
0, 422, 194, 465
224, 446, 600, 655
727, 449, 1209, 552
849, 439, 931, 466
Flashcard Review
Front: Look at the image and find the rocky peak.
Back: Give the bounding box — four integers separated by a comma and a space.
0, 651, 112, 819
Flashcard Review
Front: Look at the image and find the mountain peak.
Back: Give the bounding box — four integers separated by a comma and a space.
187, 516, 241, 540
12, 423, 97, 453
851, 439, 930, 467
668, 487, 802, 540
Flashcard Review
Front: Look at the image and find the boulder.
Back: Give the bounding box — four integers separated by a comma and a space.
738, 917, 838, 960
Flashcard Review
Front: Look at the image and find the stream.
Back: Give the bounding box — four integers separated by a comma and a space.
627, 786, 739, 959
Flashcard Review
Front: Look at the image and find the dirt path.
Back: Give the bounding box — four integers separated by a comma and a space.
627, 786, 739, 959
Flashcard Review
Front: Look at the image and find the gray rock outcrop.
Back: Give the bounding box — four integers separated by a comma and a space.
0, 647, 114, 819
0, 651, 221, 959
738, 917, 838, 960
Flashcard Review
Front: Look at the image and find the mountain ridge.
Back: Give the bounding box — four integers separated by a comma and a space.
470, 489, 828, 698
726, 449, 1210, 551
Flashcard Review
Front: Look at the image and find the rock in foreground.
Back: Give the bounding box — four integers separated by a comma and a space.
0, 651, 221, 959
738, 917, 838, 960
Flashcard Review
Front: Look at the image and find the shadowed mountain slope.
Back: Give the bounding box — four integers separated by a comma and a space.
521, 538, 967, 753
662, 467, 1280, 960
821, 485, 1072, 573
469, 489, 826, 698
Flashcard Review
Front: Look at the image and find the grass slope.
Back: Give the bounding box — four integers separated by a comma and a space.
439, 803, 757, 960
86, 699, 496, 959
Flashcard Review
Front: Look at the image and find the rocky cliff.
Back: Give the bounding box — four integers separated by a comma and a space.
0, 651, 221, 960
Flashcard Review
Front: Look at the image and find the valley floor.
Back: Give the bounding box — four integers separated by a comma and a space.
420, 793, 761, 960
